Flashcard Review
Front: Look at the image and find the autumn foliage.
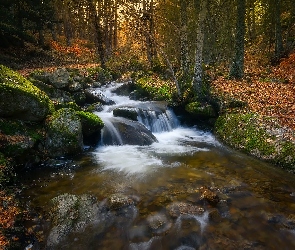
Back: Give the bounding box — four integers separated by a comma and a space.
211, 51, 295, 131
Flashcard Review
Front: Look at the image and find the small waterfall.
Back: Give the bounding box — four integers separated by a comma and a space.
95, 85, 179, 146
101, 118, 123, 145
137, 108, 178, 133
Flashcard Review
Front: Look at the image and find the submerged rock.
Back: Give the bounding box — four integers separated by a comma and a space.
199, 187, 220, 206
146, 213, 172, 234
47, 193, 103, 248
107, 193, 136, 210
167, 202, 205, 218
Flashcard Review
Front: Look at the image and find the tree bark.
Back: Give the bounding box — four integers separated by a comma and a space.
229, 0, 246, 79
192, 0, 207, 100
180, 0, 189, 75
274, 0, 283, 61
88, 0, 105, 68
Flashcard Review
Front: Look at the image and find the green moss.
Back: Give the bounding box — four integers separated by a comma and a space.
55, 102, 82, 111
185, 102, 216, 117
135, 75, 174, 101
215, 113, 275, 155
0, 119, 42, 139
215, 113, 295, 170
86, 66, 112, 83
0, 65, 55, 114
47, 108, 79, 136
76, 111, 104, 129
45, 108, 83, 156
276, 141, 295, 168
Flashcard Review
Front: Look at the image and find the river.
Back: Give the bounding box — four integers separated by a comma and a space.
20, 83, 295, 249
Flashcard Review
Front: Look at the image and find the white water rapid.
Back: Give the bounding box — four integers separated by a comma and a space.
92, 83, 219, 175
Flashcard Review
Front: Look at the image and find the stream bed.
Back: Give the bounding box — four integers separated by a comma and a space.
19, 84, 295, 249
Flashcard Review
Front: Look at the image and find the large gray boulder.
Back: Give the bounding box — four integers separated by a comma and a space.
101, 117, 158, 146
0, 65, 54, 121
45, 108, 83, 157
48, 68, 70, 89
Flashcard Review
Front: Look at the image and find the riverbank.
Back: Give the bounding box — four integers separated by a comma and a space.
210, 53, 295, 172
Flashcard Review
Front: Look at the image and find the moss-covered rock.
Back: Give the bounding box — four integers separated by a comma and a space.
55, 101, 82, 111
76, 111, 104, 136
215, 113, 295, 170
0, 118, 44, 164
45, 108, 83, 157
47, 68, 70, 89
185, 102, 217, 118
0, 65, 54, 121
30, 79, 74, 104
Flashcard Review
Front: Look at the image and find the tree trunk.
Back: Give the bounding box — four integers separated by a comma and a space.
192, 0, 207, 100
180, 0, 189, 75
229, 0, 246, 79
88, 0, 105, 68
143, 0, 157, 68
274, 0, 283, 61
113, 0, 118, 50
246, 0, 256, 42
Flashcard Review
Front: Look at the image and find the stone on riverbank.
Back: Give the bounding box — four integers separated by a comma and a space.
0, 65, 54, 121
45, 108, 83, 157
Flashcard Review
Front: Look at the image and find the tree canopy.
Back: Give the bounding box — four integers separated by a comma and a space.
1, 0, 294, 92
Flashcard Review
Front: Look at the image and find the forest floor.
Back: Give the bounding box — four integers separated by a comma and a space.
211, 51, 295, 133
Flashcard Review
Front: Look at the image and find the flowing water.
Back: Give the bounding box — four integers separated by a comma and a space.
20, 84, 295, 249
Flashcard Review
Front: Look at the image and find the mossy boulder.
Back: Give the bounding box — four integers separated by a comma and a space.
185, 102, 217, 118
0, 65, 54, 121
47, 68, 70, 89
215, 113, 295, 170
76, 111, 104, 136
76, 111, 104, 145
55, 101, 82, 111
30, 79, 74, 104
0, 118, 43, 162
45, 108, 83, 157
